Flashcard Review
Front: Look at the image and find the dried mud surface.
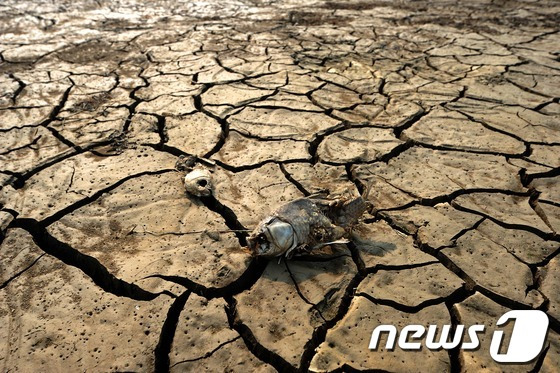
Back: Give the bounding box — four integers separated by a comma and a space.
0, 0, 559, 372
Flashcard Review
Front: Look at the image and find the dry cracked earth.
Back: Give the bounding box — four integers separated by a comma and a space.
0, 0, 559, 372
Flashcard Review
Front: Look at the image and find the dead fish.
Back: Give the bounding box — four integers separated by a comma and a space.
248, 190, 370, 259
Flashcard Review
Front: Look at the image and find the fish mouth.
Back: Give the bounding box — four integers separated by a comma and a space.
246, 236, 259, 256
258, 243, 272, 256
247, 233, 271, 257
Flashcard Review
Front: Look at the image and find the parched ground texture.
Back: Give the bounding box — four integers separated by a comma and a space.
0, 0, 559, 372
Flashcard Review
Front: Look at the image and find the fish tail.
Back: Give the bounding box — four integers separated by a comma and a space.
347, 196, 368, 219
332, 196, 368, 227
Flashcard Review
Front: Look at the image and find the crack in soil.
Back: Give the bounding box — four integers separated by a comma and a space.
9, 217, 175, 301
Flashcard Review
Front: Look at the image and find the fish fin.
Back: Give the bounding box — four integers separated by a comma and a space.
312, 239, 350, 249
307, 190, 330, 199
362, 181, 372, 200
285, 243, 305, 259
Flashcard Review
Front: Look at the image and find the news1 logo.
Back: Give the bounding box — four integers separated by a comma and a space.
369, 310, 549, 363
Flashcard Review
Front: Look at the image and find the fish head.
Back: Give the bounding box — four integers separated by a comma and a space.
248, 217, 296, 258
184, 168, 213, 197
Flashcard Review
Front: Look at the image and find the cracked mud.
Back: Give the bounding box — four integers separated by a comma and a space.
1, 0, 559, 372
